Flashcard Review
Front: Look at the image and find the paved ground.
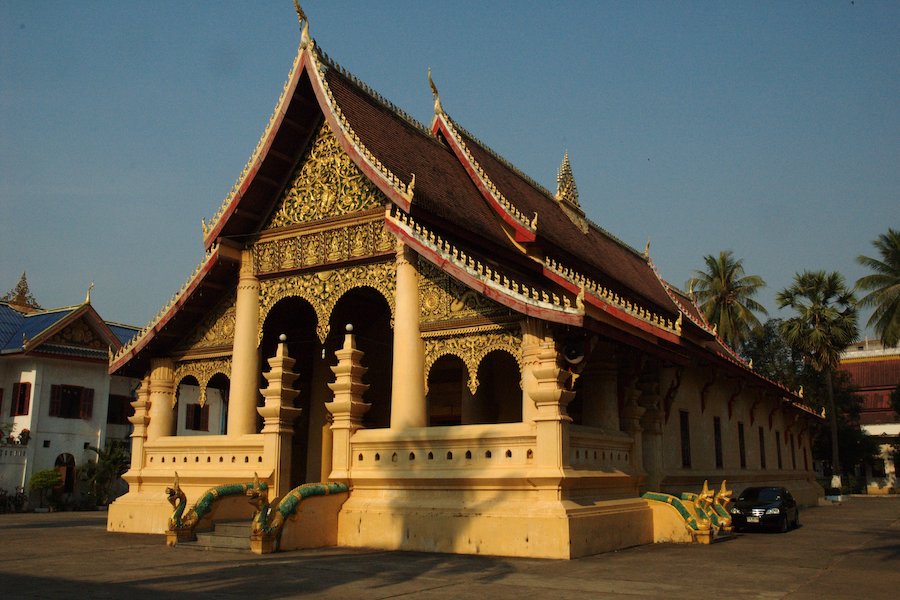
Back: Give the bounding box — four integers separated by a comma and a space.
2, 496, 897, 599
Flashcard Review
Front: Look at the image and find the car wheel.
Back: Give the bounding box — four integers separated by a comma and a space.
779, 515, 788, 533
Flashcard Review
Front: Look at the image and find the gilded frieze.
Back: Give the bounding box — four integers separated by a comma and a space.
254, 219, 394, 275
265, 124, 385, 228
258, 261, 396, 343
176, 293, 236, 354
418, 258, 511, 324
47, 319, 105, 350
423, 326, 522, 394
173, 358, 232, 406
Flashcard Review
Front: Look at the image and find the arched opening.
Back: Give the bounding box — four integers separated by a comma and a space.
261, 296, 319, 486
328, 287, 393, 430
54, 453, 76, 494
427, 355, 466, 426
472, 350, 522, 424
176, 375, 211, 436
207, 373, 230, 435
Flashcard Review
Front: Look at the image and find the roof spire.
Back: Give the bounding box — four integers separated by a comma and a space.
556, 151, 580, 208
643, 238, 651, 259
85, 281, 94, 304
428, 67, 443, 115
293, 1, 311, 48
2, 272, 41, 312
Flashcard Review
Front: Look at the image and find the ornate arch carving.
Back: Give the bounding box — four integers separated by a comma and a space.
423, 326, 522, 394
258, 261, 396, 343
174, 358, 231, 407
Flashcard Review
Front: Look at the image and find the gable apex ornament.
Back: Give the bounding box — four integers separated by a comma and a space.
2, 271, 41, 311
293, 1, 311, 48
555, 151, 580, 208
85, 281, 95, 304
428, 68, 443, 116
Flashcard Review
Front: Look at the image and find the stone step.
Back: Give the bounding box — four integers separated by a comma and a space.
180, 521, 252, 552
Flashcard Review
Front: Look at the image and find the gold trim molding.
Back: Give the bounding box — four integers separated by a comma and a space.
424, 325, 522, 394
173, 358, 232, 406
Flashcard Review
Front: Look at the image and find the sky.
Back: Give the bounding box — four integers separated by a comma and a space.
1, 1, 898, 335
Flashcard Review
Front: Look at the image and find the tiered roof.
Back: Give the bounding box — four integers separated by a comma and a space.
108, 12, 812, 413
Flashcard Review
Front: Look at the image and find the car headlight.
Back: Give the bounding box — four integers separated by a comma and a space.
765, 508, 781, 515
730, 507, 740, 514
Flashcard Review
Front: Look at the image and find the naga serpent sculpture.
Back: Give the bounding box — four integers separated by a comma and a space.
165, 472, 266, 546
245, 473, 348, 553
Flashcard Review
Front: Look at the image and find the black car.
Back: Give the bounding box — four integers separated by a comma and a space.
729, 486, 799, 532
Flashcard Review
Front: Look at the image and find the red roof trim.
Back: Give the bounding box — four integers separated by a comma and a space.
386, 220, 581, 326
432, 116, 536, 243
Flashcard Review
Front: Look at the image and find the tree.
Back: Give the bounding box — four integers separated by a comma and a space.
777, 271, 857, 487
856, 228, 900, 347
687, 251, 768, 349
29, 469, 62, 509
80, 444, 130, 505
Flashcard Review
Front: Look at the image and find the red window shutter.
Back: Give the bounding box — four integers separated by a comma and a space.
50, 385, 62, 417
185, 405, 194, 430
200, 404, 210, 432
80, 387, 94, 420
21, 383, 30, 416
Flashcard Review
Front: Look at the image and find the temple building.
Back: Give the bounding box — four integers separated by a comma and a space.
0, 274, 139, 496
107, 11, 822, 558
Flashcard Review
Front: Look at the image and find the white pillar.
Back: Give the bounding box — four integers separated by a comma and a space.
390, 241, 426, 428
228, 249, 261, 435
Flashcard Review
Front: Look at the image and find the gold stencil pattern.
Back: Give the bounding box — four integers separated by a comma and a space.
177, 293, 236, 353
418, 258, 511, 323
258, 261, 396, 343
47, 319, 105, 350
266, 124, 385, 228
254, 218, 393, 275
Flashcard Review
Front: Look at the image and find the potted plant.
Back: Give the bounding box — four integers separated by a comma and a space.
29, 469, 62, 511
17, 428, 30, 445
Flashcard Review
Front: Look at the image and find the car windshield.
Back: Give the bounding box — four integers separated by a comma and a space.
739, 488, 781, 502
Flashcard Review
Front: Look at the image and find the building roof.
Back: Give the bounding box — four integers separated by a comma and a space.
107, 18, 814, 415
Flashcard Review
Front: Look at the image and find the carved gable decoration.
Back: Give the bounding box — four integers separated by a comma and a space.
45, 318, 106, 350
265, 123, 386, 228
176, 293, 236, 354
418, 258, 512, 324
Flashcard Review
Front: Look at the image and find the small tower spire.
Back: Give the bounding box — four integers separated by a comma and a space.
2, 272, 41, 312
556, 151, 580, 208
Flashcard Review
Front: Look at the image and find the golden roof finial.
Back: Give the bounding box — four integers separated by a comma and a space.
85, 281, 94, 304
556, 151, 580, 208
643, 238, 651, 259
293, 1, 310, 48
428, 67, 443, 115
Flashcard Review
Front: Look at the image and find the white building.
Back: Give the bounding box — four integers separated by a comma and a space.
0, 274, 139, 499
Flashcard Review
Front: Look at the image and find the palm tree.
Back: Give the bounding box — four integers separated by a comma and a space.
686, 251, 768, 349
856, 228, 900, 347
777, 271, 857, 487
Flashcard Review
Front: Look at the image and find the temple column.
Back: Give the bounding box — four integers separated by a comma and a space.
638, 368, 664, 490
390, 241, 426, 428
620, 380, 646, 476
579, 343, 618, 431
146, 359, 175, 441
523, 318, 574, 473
126, 377, 151, 472
327, 325, 370, 483
306, 352, 332, 481
228, 249, 261, 436
258, 334, 302, 498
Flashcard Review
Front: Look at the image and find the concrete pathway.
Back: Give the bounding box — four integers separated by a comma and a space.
1, 496, 897, 599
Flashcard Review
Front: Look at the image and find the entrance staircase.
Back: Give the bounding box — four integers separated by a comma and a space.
180, 521, 250, 552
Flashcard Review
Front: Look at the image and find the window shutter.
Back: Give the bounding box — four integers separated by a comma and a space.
185, 405, 194, 430
21, 383, 30, 416
200, 404, 210, 432
80, 387, 94, 420
50, 385, 62, 417
0, 388, 4, 416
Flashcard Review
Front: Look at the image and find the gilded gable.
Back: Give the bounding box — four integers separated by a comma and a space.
418, 258, 512, 325
176, 292, 236, 355
46, 318, 106, 350
265, 123, 386, 229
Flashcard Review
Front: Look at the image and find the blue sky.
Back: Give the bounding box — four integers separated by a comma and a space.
1, 1, 898, 335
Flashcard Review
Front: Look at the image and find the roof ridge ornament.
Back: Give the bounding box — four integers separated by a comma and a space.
85, 281, 94, 304
556, 150, 580, 209
643, 238, 651, 260
293, 0, 311, 48
428, 67, 443, 115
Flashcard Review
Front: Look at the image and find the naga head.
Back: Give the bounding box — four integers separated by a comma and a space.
246, 472, 269, 510
696, 480, 714, 509
165, 472, 185, 509
715, 480, 733, 505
